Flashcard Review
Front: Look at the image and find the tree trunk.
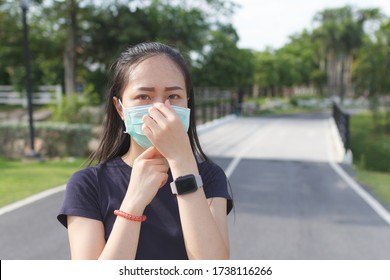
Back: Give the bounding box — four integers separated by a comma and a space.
64, 0, 77, 96
345, 55, 353, 98
252, 85, 259, 98
326, 52, 337, 98
339, 53, 345, 105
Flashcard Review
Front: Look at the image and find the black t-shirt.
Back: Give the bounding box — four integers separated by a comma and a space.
57, 157, 233, 260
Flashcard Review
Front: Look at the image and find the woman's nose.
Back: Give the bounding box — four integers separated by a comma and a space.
152, 98, 171, 105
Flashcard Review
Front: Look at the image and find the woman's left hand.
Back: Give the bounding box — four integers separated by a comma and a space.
142, 100, 192, 162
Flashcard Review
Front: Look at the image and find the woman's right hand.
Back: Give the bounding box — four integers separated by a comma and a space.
122, 147, 169, 213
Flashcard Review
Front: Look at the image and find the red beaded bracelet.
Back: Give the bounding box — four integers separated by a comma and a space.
114, 209, 147, 222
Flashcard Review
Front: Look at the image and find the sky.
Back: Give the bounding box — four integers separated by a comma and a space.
232, 0, 390, 51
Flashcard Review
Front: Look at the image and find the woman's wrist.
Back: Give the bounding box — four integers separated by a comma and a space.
168, 153, 199, 179
120, 196, 147, 216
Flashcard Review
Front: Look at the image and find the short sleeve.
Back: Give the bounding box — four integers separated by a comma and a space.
57, 168, 102, 228
199, 160, 233, 214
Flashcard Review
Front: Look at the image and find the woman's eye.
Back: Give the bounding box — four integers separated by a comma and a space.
138, 95, 151, 100
168, 94, 180, 100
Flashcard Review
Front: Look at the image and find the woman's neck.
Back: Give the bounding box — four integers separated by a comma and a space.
121, 140, 144, 167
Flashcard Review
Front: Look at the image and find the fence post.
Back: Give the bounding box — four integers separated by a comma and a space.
345, 113, 350, 153
332, 101, 350, 153
55, 84, 62, 109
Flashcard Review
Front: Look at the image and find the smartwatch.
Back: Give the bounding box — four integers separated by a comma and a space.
170, 174, 203, 195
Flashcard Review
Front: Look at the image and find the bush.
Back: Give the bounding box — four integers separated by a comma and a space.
350, 113, 390, 172
50, 93, 104, 124
0, 122, 93, 159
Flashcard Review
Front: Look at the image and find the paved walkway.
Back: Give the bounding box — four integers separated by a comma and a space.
199, 114, 390, 259
1, 113, 390, 259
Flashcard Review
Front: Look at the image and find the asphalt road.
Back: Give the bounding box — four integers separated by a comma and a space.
1, 113, 390, 260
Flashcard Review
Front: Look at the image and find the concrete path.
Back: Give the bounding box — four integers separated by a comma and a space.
1, 113, 390, 259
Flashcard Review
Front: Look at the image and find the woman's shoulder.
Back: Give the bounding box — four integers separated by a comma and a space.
68, 165, 96, 183
68, 157, 125, 186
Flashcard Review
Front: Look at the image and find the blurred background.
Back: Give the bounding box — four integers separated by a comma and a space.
0, 0, 389, 259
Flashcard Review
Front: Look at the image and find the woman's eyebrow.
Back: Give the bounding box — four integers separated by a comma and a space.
137, 87, 154, 92
165, 86, 184, 91
137, 86, 184, 91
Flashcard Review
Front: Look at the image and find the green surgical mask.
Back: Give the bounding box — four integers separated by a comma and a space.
119, 100, 191, 149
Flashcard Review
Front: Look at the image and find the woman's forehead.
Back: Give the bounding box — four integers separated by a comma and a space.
127, 55, 186, 86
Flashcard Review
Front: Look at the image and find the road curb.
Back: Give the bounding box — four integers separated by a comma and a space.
0, 184, 66, 216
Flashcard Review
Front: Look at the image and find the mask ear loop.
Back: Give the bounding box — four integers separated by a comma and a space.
117, 98, 124, 109
117, 99, 127, 134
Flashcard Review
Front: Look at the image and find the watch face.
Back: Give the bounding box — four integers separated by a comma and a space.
176, 175, 197, 195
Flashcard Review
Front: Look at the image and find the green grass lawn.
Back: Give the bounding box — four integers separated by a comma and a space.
349, 112, 390, 207
356, 169, 390, 207
0, 157, 86, 207
255, 106, 327, 116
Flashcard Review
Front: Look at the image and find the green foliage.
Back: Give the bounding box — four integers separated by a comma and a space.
0, 1, 64, 90
253, 29, 324, 96
1, 0, 389, 103
1, 0, 240, 99
50, 92, 103, 124
51, 94, 87, 123
312, 6, 383, 99
0, 122, 93, 159
193, 26, 255, 88
350, 113, 390, 172
353, 19, 390, 129
353, 40, 388, 94
254, 50, 278, 91
81, 83, 101, 106
357, 153, 366, 170
252, 5, 386, 100
0, 4, 23, 86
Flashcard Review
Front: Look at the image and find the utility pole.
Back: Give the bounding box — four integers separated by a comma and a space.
21, 0, 39, 158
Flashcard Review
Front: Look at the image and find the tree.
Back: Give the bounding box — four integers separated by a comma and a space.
0, 0, 62, 91
253, 31, 319, 97
313, 5, 382, 102
0, 1, 23, 86
1, 0, 241, 99
353, 19, 390, 132
63, 0, 78, 96
253, 49, 279, 97
192, 24, 254, 89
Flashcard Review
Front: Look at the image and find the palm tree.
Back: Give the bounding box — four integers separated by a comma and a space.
313, 6, 381, 104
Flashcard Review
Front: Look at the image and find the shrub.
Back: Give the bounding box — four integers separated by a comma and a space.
50, 93, 104, 124
0, 122, 93, 159
350, 113, 390, 173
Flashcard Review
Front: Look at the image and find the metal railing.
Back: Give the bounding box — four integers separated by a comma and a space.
194, 88, 234, 124
0, 85, 62, 108
332, 101, 350, 153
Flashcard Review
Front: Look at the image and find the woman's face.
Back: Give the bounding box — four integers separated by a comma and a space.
120, 55, 188, 108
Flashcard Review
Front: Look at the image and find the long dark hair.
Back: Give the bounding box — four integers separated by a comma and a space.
88, 42, 209, 165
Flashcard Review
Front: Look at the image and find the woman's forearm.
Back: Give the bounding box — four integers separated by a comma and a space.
177, 189, 230, 259
99, 203, 145, 260
169, 156, 229, 259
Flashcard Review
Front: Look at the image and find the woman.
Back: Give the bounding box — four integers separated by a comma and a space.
57, 42, 233, 260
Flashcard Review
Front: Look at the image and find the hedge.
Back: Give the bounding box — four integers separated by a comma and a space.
0, 122, 93, 159
350, 113, 390, 173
